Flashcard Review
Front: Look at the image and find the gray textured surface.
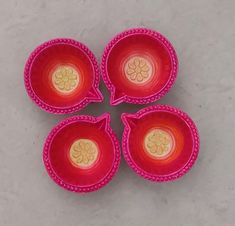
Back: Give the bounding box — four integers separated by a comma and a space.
0, 0, 235, 225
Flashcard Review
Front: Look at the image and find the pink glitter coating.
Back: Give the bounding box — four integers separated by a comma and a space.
121, 105, 200, 182
24, 38, 103, 114
101, 28, 178, 105
43, 113, 121, 193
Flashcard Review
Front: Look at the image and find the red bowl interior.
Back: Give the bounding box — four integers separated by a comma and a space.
106, 34, 172, 98
127, 111, 194, 176
30, 43, 94, 107
48, 121, 115, 187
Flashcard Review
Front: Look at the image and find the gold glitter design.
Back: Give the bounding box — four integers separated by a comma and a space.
52, 65, 79, 94
125, 57, 152, 84
144, 129, 173, 158
69, 139, 98, 168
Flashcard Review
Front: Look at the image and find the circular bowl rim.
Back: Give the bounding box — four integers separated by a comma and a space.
43, 113, 121, 193
121, 105, 200, 182
101, 27, 178, 105
24, 38, 103, 114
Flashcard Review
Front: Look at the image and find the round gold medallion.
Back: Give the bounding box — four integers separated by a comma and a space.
144, 129, 174, 159
52, 65, 79, 94
69, 139, 99, 168
124, 56, 153, 84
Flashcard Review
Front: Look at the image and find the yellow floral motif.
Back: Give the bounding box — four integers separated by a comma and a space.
144, 129, 173, 158
52, 65, 79, 93
125, 57, 152, 83
69, 139, 98, 168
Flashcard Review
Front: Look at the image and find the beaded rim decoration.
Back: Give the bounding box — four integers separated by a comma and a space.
121, 105, 200, 182
43, 113, 121, 193
101, 28, 178, 105
24, 38, 103, 114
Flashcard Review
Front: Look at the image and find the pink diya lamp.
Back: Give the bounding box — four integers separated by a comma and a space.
24, 38, 103, 114
101, 28, 178, 105
122, 105, 200, 182
43, 113, 121, 192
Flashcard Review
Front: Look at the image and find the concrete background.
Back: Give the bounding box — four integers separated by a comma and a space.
0, 0, 235, 225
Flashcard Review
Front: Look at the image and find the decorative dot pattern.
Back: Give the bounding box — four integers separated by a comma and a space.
24, 38, 102, 114
43, 114, 121, 193
25, 30, 198, 191
101, 28, 178, 105
121, 105, 200, 182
